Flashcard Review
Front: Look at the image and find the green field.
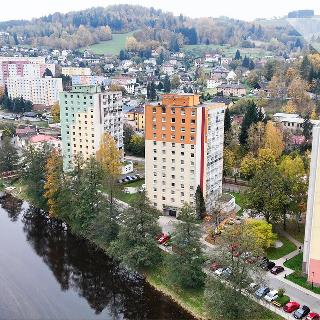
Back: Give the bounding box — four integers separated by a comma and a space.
182, 44, 272, 59
79, 31, 136, 55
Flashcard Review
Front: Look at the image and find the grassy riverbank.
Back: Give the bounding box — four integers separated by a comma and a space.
5, 179, 282, 320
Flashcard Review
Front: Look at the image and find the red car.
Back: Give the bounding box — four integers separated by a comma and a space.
307, 313, 320, 320
158, 234, 170, 245
283, 301, 300, 313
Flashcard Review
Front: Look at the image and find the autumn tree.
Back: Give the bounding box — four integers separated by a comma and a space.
205, 224, 265, 320
288, 77, 314, 115
245, 164, 285, 223
125, 36, 139, 52
244, 219, 277, 250
223, 148, 236, 177
247, 122, 265, 155
51, 102, 60, 123
166, 204, 206, 288
171, 74, 181, 89
264, 121, 284, 158
96, 133, 122, 199
44, 150, 64, 218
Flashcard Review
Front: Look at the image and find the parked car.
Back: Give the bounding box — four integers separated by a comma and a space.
221, 267, 232, 278
259, 257, 269, 268
248, 282, 258, 292
293, 305, 310, 319
283, 301, 300, 313
307, 313, 320, 320
262, 261, 275, 270
264, 290, 278, 302
214, 268, 225, 276
158, 234, 170, 245
270, 266, 285, 275
255, 286, 270, 299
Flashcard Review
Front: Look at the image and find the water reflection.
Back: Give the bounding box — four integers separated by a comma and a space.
0, 194, 194, 320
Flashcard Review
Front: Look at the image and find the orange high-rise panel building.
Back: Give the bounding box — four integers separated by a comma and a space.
145, 94, 225, 216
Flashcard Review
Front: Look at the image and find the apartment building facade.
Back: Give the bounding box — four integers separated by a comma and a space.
0, 61, 55, 85
0, 56, 46, 64
61, 67, 91, 77
60, 85, 123, 171
145, 94, 225, 216
303, 125, 320, 287
7, 77, 62, 106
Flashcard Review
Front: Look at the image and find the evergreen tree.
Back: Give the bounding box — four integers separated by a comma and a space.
22, 144, 52, 209
149, 81, 157, 101
248, 59, 255, 70
163, 74, 171, 93
0, 137, 19, 173
195, 185, 206, 219
234, 49, 241, 60
239, 101, 259, 145
156, 50, 165, 65
157, 81, 164, 91
70, 157, 103, 232
302, 114, 313, 144
110, 193, 161, 270
166, 204, 206, 288
224, 107, 232, 134
43, 68, 53, 77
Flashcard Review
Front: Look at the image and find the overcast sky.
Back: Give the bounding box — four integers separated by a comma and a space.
0, 0, 318, 22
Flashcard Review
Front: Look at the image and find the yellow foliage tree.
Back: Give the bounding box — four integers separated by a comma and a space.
244, 219, 277, 250
279, 155, 306, 179
239, 153, 258, 179
223, 148, 235, 176
264, 121, 284, 158
96, 133, 122, 179
44, 151, 64, 218
256, 148, 277, 170
282, 100, 296, 114
51, 102, 60, 123
311, 109, 318, 120
125, 36, 139, 52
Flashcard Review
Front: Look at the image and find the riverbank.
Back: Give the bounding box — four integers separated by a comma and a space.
3, 182, 282, 320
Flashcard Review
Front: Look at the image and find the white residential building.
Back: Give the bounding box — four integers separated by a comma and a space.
60, 85, 123, 171
7, 77, 63, 106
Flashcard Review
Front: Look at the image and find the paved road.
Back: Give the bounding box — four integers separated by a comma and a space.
158, 215, 320, 317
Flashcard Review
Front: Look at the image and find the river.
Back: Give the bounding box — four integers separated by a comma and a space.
0, 194, 194, 320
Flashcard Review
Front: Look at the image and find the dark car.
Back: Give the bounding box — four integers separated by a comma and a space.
263, 261, 275, 271
270, 266, 285, 275
255, 286, 270, 299
294, 305, 310, 319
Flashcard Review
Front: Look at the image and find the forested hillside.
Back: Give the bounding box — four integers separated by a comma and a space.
0, 4, 304, 51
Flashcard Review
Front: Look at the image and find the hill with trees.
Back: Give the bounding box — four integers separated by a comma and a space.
0, 4, 304, 51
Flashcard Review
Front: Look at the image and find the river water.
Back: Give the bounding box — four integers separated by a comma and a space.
0, 194, 194, 320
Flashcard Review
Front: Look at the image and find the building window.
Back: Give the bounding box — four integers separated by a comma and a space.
180, 136, 185, 141
152, 107, 156, 113
161, 106, 166, 114
171, 118, 175, 123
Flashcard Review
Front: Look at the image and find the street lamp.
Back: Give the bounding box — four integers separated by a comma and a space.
312, 271, 314, 289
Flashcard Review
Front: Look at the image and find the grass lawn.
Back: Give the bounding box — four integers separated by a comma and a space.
284, 253, 320, 294
146, 265, 282, 320
229, 191, 246, 216
79, 31, 136, 55
122, 178, 144, 188
266, 235, 296, 260
282, 220, 305, 244
182, 44, 272, 59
